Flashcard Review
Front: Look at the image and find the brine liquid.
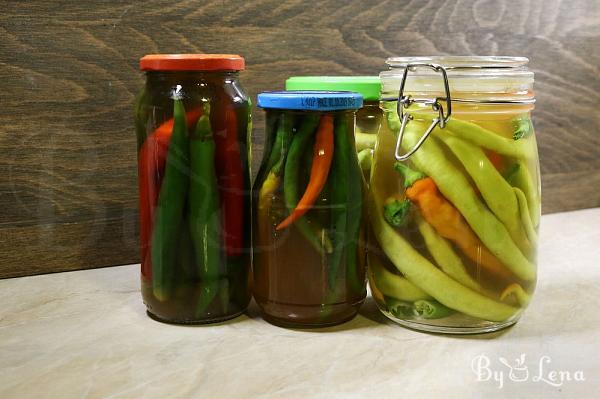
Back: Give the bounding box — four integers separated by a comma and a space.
254, 195, 365, 327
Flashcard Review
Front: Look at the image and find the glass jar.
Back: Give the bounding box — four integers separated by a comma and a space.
135, 54, 252, 324
253, 91, 367, 327
369, 56, 540, 334
285, 76, 382, 176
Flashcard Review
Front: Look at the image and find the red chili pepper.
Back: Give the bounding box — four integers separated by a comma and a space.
212, 103, 245, 257
138, 108, 202, 277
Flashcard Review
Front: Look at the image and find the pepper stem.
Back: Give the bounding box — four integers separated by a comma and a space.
193, 103, 212, 140
394, 162, 426, 188
383, 197, 412, 227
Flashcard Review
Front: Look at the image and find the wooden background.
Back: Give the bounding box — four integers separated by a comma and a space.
1, 0, 599, 278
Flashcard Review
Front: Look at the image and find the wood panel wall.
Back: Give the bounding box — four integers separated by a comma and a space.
1, 0, 599, 278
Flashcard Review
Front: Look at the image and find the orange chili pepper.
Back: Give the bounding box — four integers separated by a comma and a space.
276, 115, 334, 230
405, 176, 514, 280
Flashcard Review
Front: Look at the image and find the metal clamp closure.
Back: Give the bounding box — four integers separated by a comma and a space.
394, 63, 452, 161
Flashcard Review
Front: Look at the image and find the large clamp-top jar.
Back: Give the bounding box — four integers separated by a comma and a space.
135, 54, 252, 324
369, 56, 540, 334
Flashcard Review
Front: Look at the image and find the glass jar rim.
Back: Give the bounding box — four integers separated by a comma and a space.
385, 56, 530, 69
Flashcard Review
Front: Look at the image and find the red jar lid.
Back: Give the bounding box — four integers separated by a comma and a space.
140, 54, 245, 71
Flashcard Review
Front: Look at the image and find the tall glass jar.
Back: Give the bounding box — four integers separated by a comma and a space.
253, 91, 366, 327
369, 56, 540, 334
285, 76, 382, 176
135, 54, 252, 324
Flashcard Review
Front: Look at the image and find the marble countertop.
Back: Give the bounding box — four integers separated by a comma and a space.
1, 208, 599, 398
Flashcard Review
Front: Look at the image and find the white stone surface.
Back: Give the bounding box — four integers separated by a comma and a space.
1, 208, 599, 398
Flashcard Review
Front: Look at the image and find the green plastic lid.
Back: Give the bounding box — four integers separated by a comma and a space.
285, 76, 381, 101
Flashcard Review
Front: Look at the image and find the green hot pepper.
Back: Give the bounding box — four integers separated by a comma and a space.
266, 113, 294, 174
339, 115, 364, 293
324, 115, 364, 294
387, 298, 454, 320
328, 116, 349, 291
265, 108, 279, 142
151, 98, 190, 301
256, 113, 293, 253
189, 103, 222, 317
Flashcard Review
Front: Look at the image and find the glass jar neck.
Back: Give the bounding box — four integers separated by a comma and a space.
380, 56, 534, 103
145, 70, 240, 85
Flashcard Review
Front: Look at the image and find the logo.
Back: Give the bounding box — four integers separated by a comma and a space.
471, 354, 585, 389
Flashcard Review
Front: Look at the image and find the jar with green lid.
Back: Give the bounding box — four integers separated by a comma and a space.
253, 91, 367, 327
135, 54, 252, 324
285, 76, 382, 175
369, 56, 540, 334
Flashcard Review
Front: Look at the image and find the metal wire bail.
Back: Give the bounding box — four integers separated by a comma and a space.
394, 63, 452, 161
